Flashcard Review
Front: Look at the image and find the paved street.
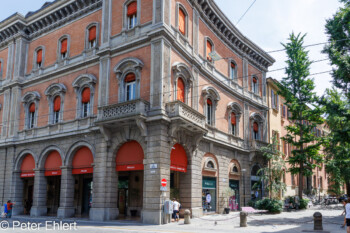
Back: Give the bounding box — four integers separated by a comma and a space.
0, 205, 346, 233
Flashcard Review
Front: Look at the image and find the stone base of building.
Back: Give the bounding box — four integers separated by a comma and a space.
30, 206, 47, 217
57, 207, 75, 218
90, 207, 119, 221
12, 206, 24, 216
142, 210, 162, 225
191, 207, 203, 218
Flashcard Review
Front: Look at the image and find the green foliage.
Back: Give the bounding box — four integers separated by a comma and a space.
254, 135, 286, 199
248, 200, 256, 208
277, 32, 324, 198
322, 0, 350, 195
299, 199, 309, 209
255, 198, 283, 213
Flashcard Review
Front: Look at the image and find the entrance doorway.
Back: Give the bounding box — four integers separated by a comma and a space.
229, 180, 240, 211
74, 175, 93, 217
23, 178, 34, 215
46, 176, 61, 215
202, 177, 217, 213
117, 172, 143, 218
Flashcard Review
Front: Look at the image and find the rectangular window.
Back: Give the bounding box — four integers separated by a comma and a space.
82, 102, 90, 118
29, 112, 35, 129
128, 15, 137, 29
53, 111, 60, 124
126, 82, 136, 101
231, 124, 235, 135
207, 104, 212, 125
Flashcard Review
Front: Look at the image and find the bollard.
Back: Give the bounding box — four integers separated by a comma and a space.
240, 211, 248, 227
313, 212, 323, 231
184, 209, 191, 224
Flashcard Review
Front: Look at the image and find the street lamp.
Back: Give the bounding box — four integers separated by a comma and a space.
241, 168, 247, 207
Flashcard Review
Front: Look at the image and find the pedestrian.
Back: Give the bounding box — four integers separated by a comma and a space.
345, 199, 350, 233
6, 200, 14, 218
2, 202, 8, 218
341, 199, 347, 228
172, 198, 181, 222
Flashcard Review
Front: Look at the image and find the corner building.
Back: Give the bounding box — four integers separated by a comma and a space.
0, 0, 274, 224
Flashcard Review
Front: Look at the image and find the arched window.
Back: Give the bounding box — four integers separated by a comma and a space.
88, 26, 97, 49
230, 62, 236, 80
36, 49, 43, 68
60, 38, 68, 59
252, 76, 258, 94
231, 112, 236, 136
81, 87, 91, 117
232, 165, 238, 173
253, 121, 259, 140
178, 8, 186, 36
206, 98, 213, 125
53, 96, 61, 124
125, 73, 136, 101
206, 40, 213, 62
177, 78, 185, 103
28, 103, 36, 129
207, 161, 214, 169
127, 1, 137, 29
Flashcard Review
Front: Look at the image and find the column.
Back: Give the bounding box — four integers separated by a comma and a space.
57, 167, 75, 218
142, 122, 171, 225
188, 150, 203, 218
11, 171, 24, 216
30, 170, 47, 216
100, 0, 112, 48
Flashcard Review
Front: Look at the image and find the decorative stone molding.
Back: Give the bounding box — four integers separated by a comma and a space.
72, 74, 97, 118
172, 62, 194, 104
227, 102, 242, 137
203, 157, 217, 172
249, 112, 264, 141
113, 57, 144, 102
45, 83, 67, 124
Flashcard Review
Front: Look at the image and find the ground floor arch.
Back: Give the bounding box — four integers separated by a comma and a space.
201, 153, 219, 213
20, 154, 36, 215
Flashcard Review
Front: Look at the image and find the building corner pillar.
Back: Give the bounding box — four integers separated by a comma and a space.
57, 167, 75, 218
30, 170, 47, 217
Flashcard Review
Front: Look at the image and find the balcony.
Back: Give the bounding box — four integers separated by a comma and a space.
97, 99, 149, 124
250, 140, 268, 151
166, 101, 206, 132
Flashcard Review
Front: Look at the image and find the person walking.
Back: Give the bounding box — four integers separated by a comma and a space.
2, 202, 8, 218
172, 198, 181, 222
341, 199, 347, 228
346, 199, 350, 233
6, 200, 14, 218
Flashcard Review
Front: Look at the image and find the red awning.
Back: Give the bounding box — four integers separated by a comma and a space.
253, 77, 257, 83
253, 122, 259, 132
53, 96, 61, 112
45, 151, 62, 176
29, 103, 35, 113
170, 143, 188, 172
127, 1, 137, 16
207, 98, 212, 105
231, 63, 235, 69
177, 78, 185, 103
81, 88, 90, 103
61, 39, 67, 54
179, 8, 186, 35
116, 141, 144, 171
231, 112, 236, 125
89, 26, 96, 42
21, 154, 35, 178
125, 73, 136, 82
37, 49, 42, 64
206, 41, 212, 61
72, 147, 93, 174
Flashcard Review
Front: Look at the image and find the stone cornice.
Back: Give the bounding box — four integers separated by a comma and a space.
0, 0, 102, 48
191, 0, 275, 70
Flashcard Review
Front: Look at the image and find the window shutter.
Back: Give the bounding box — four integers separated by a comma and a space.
37, 49, 42, 64
276, 94, 279, 109
177, 78, 185, 103
231, 63, 235, 68
81, 88, 91, 103
53, 96, 61, 112
29, 103, 35, 113
206, 41, 212, 61
61, 39, 67, 54
231, 112, 236, 125
125, 73, 136, 82
271, 90, 275, 108
283, 105, 286, 118
89, 26, 96, 42
253, 77, 257, 83
127, 1, 137, 16
179, 8, 186, 35
253, 122, 258, 132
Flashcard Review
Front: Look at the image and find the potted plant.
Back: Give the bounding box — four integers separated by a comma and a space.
222, 187, 235, 214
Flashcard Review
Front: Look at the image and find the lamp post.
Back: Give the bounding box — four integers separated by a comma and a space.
241, 169, 247, 207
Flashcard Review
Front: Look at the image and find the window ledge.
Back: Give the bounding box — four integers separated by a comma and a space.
203, 167, 217, 173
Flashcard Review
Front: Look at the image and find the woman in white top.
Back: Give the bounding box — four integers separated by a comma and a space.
346, 199, 350, 233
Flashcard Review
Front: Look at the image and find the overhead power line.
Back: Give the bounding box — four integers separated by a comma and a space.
236, 0, 257, 26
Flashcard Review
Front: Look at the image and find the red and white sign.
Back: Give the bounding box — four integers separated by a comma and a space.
20, 172, 35, 178
161, 178, 167, 187
45, 170, 62, 176
72, 167, 93, 175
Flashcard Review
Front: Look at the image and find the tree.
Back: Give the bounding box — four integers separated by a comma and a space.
322, 0, 350, 194
254, 135, 287, 199
277, 33, 324, 199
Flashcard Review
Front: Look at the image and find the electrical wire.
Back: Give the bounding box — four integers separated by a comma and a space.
236, 0, 257, 26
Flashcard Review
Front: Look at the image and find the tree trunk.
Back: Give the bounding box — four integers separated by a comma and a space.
299, 170, 303, 199
346, 181, 350, 195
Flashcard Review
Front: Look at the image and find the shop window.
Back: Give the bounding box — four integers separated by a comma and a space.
206, 98, 213, 125
253, 122, 259, 140
127, 1, 137, 29
81, 88, 91, 118
252, 76, 258, 94
177, 78, 185, 103
125, 73, 136, 101
178, 7, 186, 36
88, 26, 97, 49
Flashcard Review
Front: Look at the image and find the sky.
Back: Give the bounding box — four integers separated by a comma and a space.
0, 0, 343, 96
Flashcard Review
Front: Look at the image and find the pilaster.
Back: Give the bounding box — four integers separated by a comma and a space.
101, 0, 112, 48
11, 171, 24, 216
57, 167, 75, 218
30, 170, 47, 217
8, 86, 22, 138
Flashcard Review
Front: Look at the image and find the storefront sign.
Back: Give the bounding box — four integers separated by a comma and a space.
20, 172, 35, 178
116, 164, 144, 171
150, 164, 157, 169
202, 177, 216, 189
170, 165, 187, 173
229, 180, 239, 190
72, 167, 93, 174
45, 170, 62, 176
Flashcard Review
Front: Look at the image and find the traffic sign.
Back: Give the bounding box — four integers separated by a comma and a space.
161, 178, 167, 187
